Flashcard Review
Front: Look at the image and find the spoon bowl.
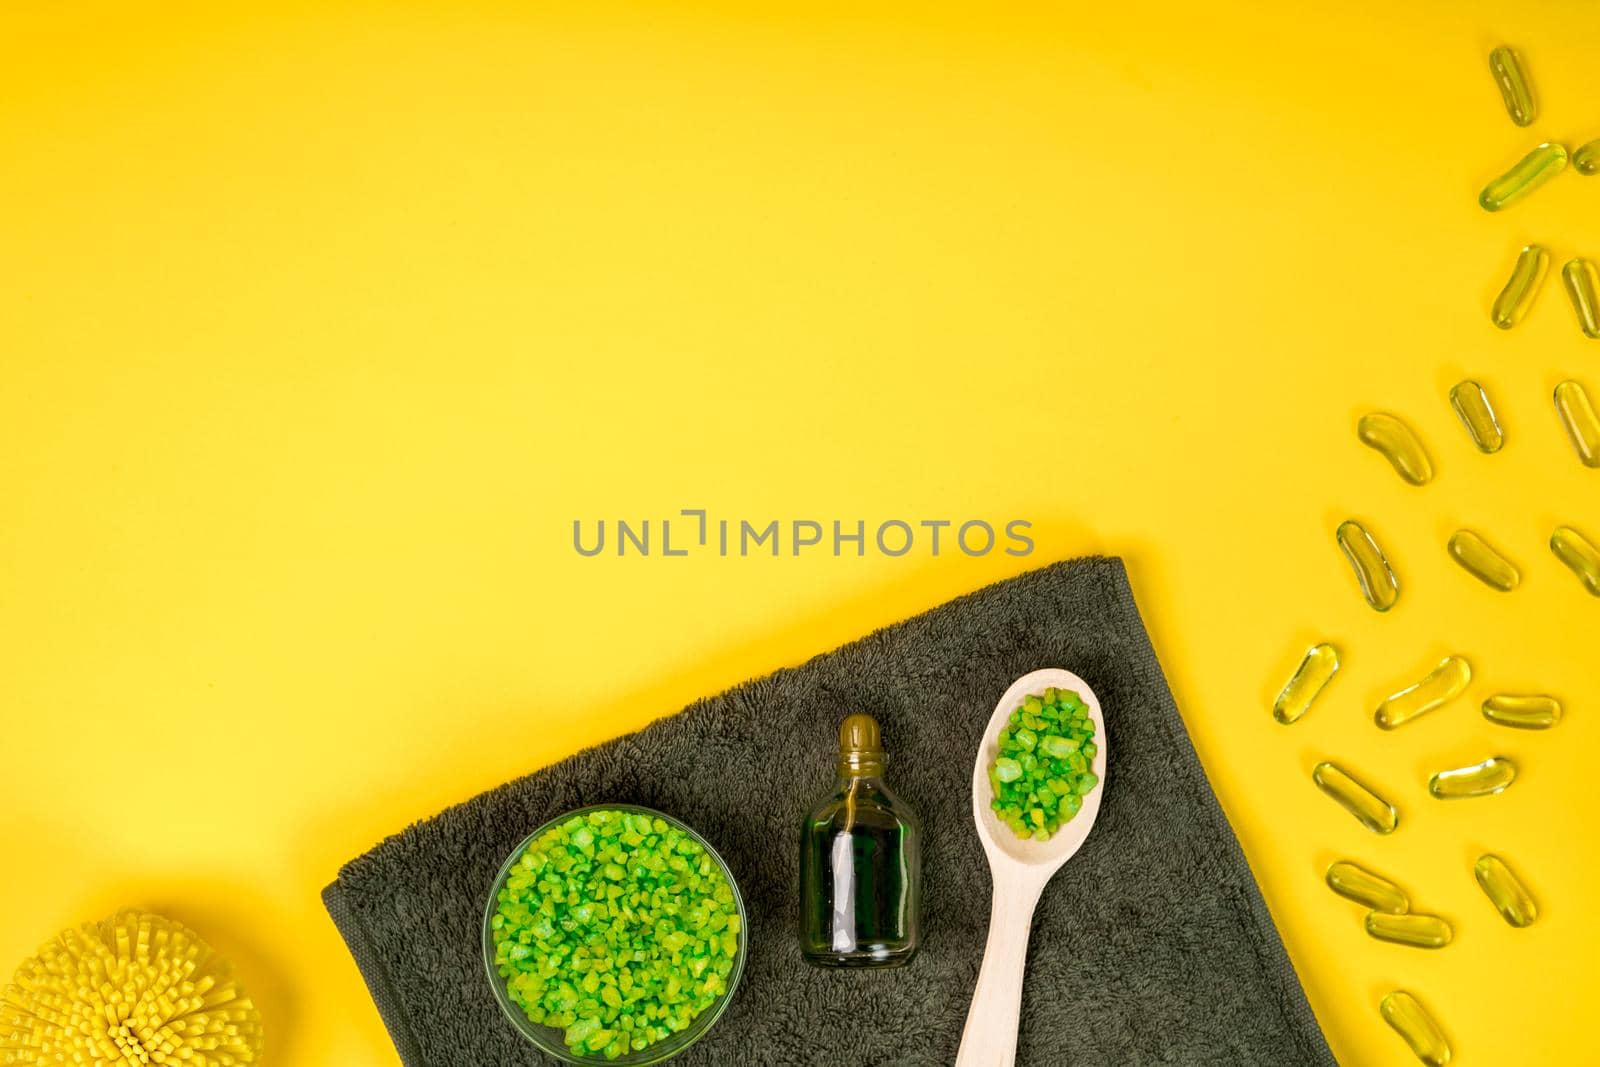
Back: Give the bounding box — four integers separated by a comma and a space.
972, 668, 1109, 869
956, 667, 1109, 1067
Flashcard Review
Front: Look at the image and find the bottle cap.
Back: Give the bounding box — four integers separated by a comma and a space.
838, 713, 883, 756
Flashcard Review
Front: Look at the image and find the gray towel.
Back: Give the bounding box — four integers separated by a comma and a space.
324, 558, 1335, 1066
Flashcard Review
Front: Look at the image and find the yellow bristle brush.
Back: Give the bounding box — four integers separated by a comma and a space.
1, 909, 263, 1066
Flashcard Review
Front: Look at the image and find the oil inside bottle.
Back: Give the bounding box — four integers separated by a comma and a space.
798, 713, 922, 968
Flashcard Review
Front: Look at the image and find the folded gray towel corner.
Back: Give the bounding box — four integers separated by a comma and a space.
325, 557, 1335, 1066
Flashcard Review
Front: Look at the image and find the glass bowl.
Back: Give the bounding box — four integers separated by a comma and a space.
481, 804, 748, 1065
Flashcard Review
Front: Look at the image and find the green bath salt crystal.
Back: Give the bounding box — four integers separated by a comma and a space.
988, 688, 1099, 840
491, 809, 740, 1059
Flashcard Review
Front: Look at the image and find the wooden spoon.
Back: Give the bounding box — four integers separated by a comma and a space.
955, 668, 1109, 1067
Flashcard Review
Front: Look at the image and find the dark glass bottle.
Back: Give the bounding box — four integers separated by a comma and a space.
798, 713, 922, 968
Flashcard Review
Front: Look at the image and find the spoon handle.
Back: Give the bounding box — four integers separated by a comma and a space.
955, 874, 1046, 1067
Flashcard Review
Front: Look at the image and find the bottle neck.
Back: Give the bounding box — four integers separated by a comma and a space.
836, 753, 886, 780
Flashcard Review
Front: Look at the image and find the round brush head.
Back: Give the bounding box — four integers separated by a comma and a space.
0, 909, 264, 1066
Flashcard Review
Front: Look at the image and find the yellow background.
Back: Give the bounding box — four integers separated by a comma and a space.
3, 2, 1597, 1063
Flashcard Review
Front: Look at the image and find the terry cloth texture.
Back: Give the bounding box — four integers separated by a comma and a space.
324, 557, 1335, 1066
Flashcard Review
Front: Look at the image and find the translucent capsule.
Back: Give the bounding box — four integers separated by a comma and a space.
1482, 693, 1562, 729
1336, 520, 1399, 612
1357, 413, 1434, 485
1366, 912, 1453, 949
1381, 991, 1452, 1066
1273, 643, 1339, 725
1375, 656, 1471, 730
1551, 526, 1600, 596
1325, 860, 1408, 914
1490, 243, 1549, 328
1563, 259, 1600, 339
1448, 380, 1504, 453
1429, 756, 1517, 799
1488, 46, 1537, 126
1474, 854, 1538, 927
1312, 761, 1398, 834
1577, 139, 1600, 176
1553, 380, 1600, 467
1479, 142, 1568, 212
1446, 529, 1520, 591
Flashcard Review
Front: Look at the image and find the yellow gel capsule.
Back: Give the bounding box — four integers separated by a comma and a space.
1563, 258, 1600, 339
1553, 380, 1600, 467
1357, 413, 1434, 485
1490, 243, 1549, 328
1381, 991, 1452, 1066
1479, 142, 1568, 212
1482, 693, 1562, 729
1312, 761, 1399, 834
1448, 380, 1504, 453
1375, 656, 1471, 730
1474, 854, 1538, 927
1325, 860, 1408, 914
1429, 755, 1517, 799
1551, 525, 1600, 596
1366, 912, 1453, 949
1336, 520, 1399, 612
1446, 529, 1520, 591
1577, 139, 1600, 176
1273, 643, 1339, 725
1488, 46, 1537, 127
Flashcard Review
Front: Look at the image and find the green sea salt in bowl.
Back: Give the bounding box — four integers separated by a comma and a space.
483, 804, 747, 1064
